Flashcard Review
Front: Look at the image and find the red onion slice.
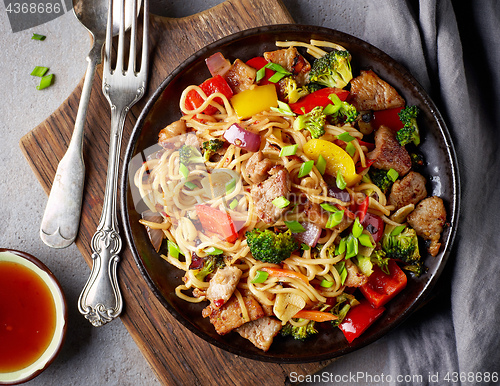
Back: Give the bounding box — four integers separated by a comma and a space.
205, 52, 231, 77
292, 222, 322, 247
223, 123, 261, 152
141, 210, 164, 252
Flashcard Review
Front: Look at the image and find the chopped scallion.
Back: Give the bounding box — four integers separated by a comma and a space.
320, 279, 334, 288
352, 217, 363, 238
256, 67, 266, 83
270, 100, 295, 116
272, 196, 290, 209
168, 240, 182, 259
204, 246, 224, 255
31, 33, 46, 41
336, 238, 346, 255
335, 261, 347, 284
279, 144, 298, 157
179, 163, 189, 179
345, 142, 356, 157
316, 154, 326, 175
184, 181, 197, 190
298, 160, 314, 178
229, 198, 239, 210
268, 71, 287, 83
322, 103, 339, 116
345, 235, 359, 259
337, 132, 355, 142
320, 202, 338, 212
31, 66, 49, 77
358, 233, 374, 248
251, 270, 269, 283
391, 225, 406, 236
326, 210, 344, 229
265, 62, 291, 74
387, 168, 399, 182
225, 178, 236, 194
301, 243, 310, 250
285, 220, 306, 233
36, 74, 54, 90
336, 170, 347, 190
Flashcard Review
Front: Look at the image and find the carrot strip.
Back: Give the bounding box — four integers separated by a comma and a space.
261, 267, 309, 285
293, 310, 338, 322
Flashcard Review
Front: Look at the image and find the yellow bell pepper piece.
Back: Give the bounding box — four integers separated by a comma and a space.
230, 84, 278, 119
303, 139, 361, 187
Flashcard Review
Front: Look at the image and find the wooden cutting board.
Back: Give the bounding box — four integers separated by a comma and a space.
20, 0, 335, 384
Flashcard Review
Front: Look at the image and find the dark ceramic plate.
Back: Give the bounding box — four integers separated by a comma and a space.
120, 24, 460, 363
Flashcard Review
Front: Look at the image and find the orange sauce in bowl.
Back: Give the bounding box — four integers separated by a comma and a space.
0, 261, 57, 373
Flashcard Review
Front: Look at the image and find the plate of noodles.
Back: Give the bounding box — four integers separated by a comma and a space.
121, 24, 459, 362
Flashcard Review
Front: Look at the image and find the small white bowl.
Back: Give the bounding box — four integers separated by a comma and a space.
0, 249, 67, 385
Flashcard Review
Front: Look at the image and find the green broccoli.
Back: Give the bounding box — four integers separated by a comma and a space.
305, 83, 324, 93
194, 254, 225, 282
381, 226, 424, 275
370, 249, 390, 275
281, 319, 318, 340
202, 139, 225, 162
179, 145, 204, 166
293, 106, 326, 139
396, 105, 420, 146
368, 168, 398, 194
330, 293, 359, 327
325, 93, 358, 124
308, 49, 353, 89
245, 228, 298, 264
282, 77, 310, 104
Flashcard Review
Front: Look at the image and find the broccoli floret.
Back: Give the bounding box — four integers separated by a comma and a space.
381, 226, 424, 275
308, 49, 353, 89
396, 105, 420, 146
306, 83, 324, 93
330, 293, 359, 327
194, 254, 225, 282
245, 228, 298, 264
179, 145, 204, 166
281, 319, 318, 340
370, 249, 390, 275
293, 106, 326, 139
368, 168, 397, 194
282, 77, 310, 104
326, 94, 358, 124
202, 139, 225, 162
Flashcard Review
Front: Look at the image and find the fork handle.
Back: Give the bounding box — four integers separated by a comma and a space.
40, 50, 101, 249
77, 105, 126, 326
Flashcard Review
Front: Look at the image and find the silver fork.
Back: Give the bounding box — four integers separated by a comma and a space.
78, 0, 149, 327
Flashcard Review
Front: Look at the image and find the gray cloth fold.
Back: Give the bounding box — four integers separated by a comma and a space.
280, 0, 500, 384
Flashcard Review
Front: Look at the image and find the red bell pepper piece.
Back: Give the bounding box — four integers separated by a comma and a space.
355, 195, 370, 221
290, 88, 350, 114
355, 158, 375, 174
185, 75, 233, 115
195, 205, 238, 243
372, 107, 404, 131
338, 298, 385, 343
360, 260, 408, 308
246, 56, 274, 85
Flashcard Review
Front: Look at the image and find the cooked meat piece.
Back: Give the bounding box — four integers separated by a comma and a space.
206, 266, 242, 309
264, 46, 311, 85
349, 70, 405, 111
245, 151, 275, 184
388, 171, 428, 209
184, 133, 200, 148
236, 317, 282, 352
367, 125, 412, 176
251, 167, 291, 223
224, 59, 256, 94
158, 120, 187, 148
202, 295, 265, 335
344, 259, 368, 287
407, 196, 446, 257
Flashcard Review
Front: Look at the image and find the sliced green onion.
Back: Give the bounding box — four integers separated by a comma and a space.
225, 178, 236, 194
256, 67, 266, 82
345, 142, 356, 157
320, 202, 338, 212
323, 103, 340, 116
184, 181, 197, 190
326, 210, 344, 229
31, 66, 49, 77
251, 270, 269, 284
265, 62, 291, 74
270, 100, 295, 116
320, 279, 334, 288
301, 243, 310, 250
31, 33, 46, 41
179, 163, 189, 179
352, 217, 363, 238
387, 168, 399, 182
168, 240, 182, 259
36, 74, 54, 90
336, 170, 347, 190
279, 144, 298, 157
391, 225, 406, 236
285, 220, 306, 233
298, 160, 314, 178
229, 198, 239, 210
204, 246, 224, 255
316, 154, 326, 175
268, 71, 287, 83
337, 132, 355, 142
335, 261, 347, 285
345, 235, 359, 259
336, 238, 346, 255
358, 233, 375, 248
272, 196, 290, 208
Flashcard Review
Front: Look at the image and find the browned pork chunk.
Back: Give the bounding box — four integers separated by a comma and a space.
388, 171, 428, 209
349, 70, 406, 111
250, 167, 291, 223
202, 295, 265, 335
158, 120, 186, 148
236, 317, 282, 352
407, 196, 447, 257
264, 46, 311, 86
224, 59, 256, 94
344, 259, 368, 287
245, 151, 275, 184
367, 125, 412, 176
206, 266, 242, 309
